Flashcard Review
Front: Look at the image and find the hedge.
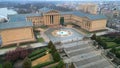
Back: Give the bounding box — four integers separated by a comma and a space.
32, 61, 54, 68
28, 48, 47, 58
30, 52, 46, 61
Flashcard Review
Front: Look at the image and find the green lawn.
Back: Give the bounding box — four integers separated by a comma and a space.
0, 64, 2, 68
37, 38, 44, 42
106, 42, 118, 48
97, 36, 120, 49
100, 37, 113, 42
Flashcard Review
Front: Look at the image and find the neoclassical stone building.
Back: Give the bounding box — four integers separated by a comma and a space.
27, 7, 107, 32
0, 7, 107, 47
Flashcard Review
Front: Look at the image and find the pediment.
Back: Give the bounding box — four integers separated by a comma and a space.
46, 10, 59, 14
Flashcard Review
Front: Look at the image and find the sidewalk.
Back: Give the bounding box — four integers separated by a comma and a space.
0, 43, 47, 55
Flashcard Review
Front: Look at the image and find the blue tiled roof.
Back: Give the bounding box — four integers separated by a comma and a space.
8, 13, 41, 22
61, 11, 107, 20
86, 14, 107, 20
72, 11, 87, 17
0, 21, 33, 30
0, 13, 41, 30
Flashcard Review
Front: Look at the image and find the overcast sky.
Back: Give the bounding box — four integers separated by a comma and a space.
0, 0, 120, 1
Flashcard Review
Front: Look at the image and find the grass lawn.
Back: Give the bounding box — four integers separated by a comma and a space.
40, 25, 48, 29
100, 37, 113, 42
0, 64, 2, 68
32, 54, 53, 66
37, 38, 44, 42
106, 42, 118, 48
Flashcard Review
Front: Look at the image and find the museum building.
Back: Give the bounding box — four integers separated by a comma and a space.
0, 7, 107, 47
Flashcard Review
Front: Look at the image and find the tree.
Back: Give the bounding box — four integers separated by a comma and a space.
48, 41, 53, 48
56, 60, 64, 68
3, 61, 12, 68
53, 52, 61, 62
23, 57, 31, 68
114, 37, 120, 44
5, 47, 29, 61
110, 47, 116, 53
100, 41, 107, 49
91, 34, 96, 40
60, 17, 64, 26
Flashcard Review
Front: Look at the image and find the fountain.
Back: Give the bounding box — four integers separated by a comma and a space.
52, 29, 72, 37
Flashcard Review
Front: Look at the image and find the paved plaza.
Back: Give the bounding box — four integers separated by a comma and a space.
45, 28, 83, 43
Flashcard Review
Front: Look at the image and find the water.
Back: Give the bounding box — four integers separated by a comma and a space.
56, 31, 69, 36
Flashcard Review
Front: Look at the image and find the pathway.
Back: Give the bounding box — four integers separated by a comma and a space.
0, 43, 47, 55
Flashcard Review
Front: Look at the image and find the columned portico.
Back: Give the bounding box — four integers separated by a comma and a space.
43, 10, 60, 26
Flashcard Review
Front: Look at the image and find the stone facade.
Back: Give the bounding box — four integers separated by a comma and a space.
0, 27, 36, 47
27, 10, 60, 26
27, 9, 107, 32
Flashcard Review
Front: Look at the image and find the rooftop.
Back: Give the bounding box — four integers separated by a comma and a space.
0, 7, 107, 30
8, 13, 41, 22
0, 13, 41, 30
0, 21, 33, 30
61, 11, 107, 20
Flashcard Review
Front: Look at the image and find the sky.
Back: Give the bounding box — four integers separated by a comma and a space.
0, 0, 120, 1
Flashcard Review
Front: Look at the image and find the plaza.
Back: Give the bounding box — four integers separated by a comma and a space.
45, 28, 83, 43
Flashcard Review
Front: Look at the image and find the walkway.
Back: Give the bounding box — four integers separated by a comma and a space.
0, 43, 47, 55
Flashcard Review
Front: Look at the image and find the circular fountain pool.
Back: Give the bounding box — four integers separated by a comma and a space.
52, 30, 72, 37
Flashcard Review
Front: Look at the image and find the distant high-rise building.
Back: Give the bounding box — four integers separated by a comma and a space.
79, 3, 97, 14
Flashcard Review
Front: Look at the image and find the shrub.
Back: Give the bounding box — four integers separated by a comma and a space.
23, 57, 32, 68
3, 61, 12, 68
